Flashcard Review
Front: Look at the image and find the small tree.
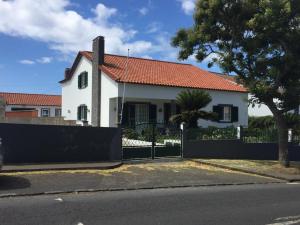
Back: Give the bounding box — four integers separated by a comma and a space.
172, 0, 300, 167
170, 89, 217, 128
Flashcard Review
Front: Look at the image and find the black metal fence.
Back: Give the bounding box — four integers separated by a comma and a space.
186, 126, 299, 144
122, 123, 182, 160
187, 127, 237, 140
183, 126, 300, 160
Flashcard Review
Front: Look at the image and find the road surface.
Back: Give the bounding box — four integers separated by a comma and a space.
1, 183, 300, 225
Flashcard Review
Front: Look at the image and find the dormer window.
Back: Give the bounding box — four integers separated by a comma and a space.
78, 71, 88, 89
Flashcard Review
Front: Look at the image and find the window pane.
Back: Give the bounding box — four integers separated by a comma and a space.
41, 109, 50, 117
135, 104, 149, 125
55, 108, 61, 117
223, 106, 231, 121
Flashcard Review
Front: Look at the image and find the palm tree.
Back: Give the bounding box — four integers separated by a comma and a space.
170, 90, 217, 128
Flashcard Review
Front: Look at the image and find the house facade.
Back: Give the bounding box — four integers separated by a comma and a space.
0, 92, 61, 118
60, 36, 248, 128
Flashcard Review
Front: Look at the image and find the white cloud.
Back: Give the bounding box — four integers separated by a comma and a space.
150, 33, 179, 61
146, 22, 162, 34
0, 0, 153, 56
92, 3, 117, 21
36, 57, 53, 64
19, 59, 35, 65
139, 7, 149, 16
178, 0, 195, 15
141, 55, 153, 59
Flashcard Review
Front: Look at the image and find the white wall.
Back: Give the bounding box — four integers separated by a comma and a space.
100, 72, 119, 127
118, 83, 248, 127
61, 57, 93, 123
248, 94, 272, 117
5, 105, 60, 117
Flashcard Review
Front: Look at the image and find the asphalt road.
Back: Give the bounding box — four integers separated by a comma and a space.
1, 183, 300, 225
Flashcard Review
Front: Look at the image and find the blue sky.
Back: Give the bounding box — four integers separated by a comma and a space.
0, 0, 220, 94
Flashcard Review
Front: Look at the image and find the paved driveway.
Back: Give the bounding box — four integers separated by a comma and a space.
0, 160, 281, 197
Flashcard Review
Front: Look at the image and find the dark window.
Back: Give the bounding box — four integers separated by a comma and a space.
164, 103, 171, 124
78, 71, 88, 89
213, 105, 238, 123
55, 108, 61, 117
149, 104, 157, 123
77, 105, 88, 121
41, 108, 50, 117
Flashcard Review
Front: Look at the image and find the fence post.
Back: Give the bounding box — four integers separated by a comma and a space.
180, 122, 186, 158
236, 126, 244, 141
237, 126, 241, 140
288, 129, 293, 143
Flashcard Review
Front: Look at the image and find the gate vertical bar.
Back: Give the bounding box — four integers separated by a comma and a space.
151, 123, 155, 159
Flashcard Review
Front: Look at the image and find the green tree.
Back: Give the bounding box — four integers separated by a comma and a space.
170, 89, 217, 128
172, 0, 300, 167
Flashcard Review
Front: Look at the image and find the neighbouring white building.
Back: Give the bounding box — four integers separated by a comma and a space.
0, 92, 61, 118
216, 74, 300, 117
60, 36, 248, 128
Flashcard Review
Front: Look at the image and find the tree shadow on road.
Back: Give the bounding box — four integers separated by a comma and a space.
0, 175, 31, 190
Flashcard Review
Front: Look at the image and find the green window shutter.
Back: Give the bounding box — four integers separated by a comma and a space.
84, 72, 88, 87
164, 103, 171, 124
128, 104, 136, 127
121, 103, 129, 126
78, 74, 82, 89
149, 104, 157, 123
231, 106, 239, 122
213, 105, 222, 122
77, 106, 81, 120
83, 105, 88, 121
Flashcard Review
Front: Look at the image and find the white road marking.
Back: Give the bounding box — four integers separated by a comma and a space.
54, 198, 63, 202
266, 218, 300, 225
77, 223, 84, 225
286, 183, 300, 185
276, 215, 300, 221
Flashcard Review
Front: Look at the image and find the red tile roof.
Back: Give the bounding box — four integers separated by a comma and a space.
0, 92, 61, 106
212, 72, 237, 83
61, 51, 247, 93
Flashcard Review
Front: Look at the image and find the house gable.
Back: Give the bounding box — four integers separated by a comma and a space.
61, 56, 93, 123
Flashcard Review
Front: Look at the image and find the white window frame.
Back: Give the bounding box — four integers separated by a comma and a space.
41, 108, 50, 117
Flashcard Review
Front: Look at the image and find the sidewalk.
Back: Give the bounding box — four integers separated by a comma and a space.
1, 161, 122, 173
192, 159, 300, 182
0, 161, 281, 198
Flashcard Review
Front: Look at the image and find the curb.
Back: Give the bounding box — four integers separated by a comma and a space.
1, 162, 123, 173
191, 160, 299, 182
0, 181, 283, 199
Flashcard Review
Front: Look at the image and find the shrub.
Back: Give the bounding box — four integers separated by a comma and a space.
123, 128, 139, 139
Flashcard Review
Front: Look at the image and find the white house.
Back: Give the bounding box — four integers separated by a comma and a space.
0, 92, 61, 118
60, 36, 248, 128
